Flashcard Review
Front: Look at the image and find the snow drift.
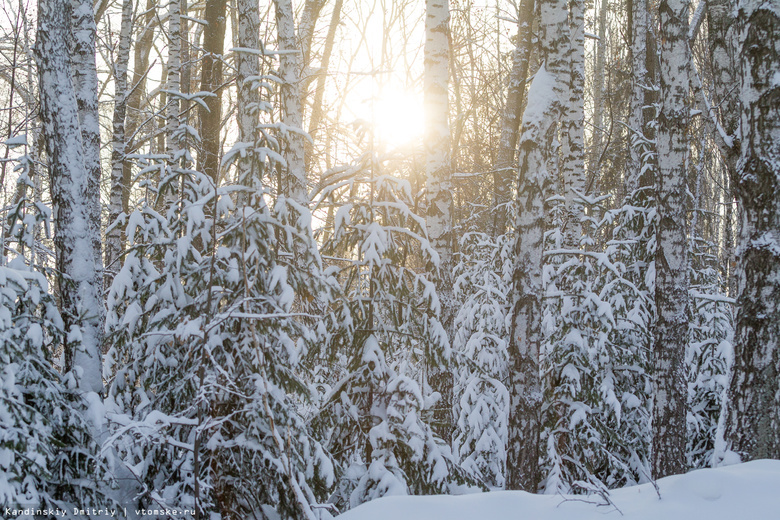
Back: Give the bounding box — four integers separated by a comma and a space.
337, 460, 780, 520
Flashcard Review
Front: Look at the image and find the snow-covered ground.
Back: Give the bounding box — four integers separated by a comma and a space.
337, 460, 780, 520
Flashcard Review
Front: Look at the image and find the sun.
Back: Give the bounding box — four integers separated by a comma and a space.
371, 90, 425, 150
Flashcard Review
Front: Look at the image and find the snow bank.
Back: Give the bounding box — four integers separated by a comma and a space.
337, 460, 780, 520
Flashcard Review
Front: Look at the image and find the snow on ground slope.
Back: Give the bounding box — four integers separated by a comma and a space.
337, 460, 780, 520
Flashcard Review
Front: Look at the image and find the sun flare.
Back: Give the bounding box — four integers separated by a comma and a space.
371, 90, 425, 150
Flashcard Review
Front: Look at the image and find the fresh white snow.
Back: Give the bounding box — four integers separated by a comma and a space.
337, 460, 780, 520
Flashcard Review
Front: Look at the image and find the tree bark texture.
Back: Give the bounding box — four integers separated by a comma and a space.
652, 0, 690, 479
493, 0, 535, 236
506, 0, 568, 490
199, 0, 227, 184
37, 0, 104, 392
69, 0, 104, 326
724, 0, 780, 461
106, 0, 133, 283
275, 0, 308, 205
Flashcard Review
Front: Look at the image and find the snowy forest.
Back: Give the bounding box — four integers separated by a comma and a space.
0, 0, 778, 515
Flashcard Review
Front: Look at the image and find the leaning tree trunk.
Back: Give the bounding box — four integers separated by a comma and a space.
652, 0, 690, 479
505, 0, 567, 491
723, 0, 780, 461
36, 0, 104, 393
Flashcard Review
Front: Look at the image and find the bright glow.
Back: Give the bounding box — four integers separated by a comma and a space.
372, 90, 425, 150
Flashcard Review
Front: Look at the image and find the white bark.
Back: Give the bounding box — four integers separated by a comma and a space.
506, 0, 567, 490
560, 0, 586, 247
69, 0, 104, 339
166, 0, 182, 158
275, 0, 308, 206
37, 0, 103, 392
424, 0, 452, 270
236, 0, 260, 188
652, 0, 690, 478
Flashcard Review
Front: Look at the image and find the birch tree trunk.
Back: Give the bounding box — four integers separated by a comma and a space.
652, 0, 690, 479
166, 0, 182, 161
493, 0, 535, 236
724, 0, 780, 461
105, 0, 133, 283
275, 0, 308, 206
506, 0, 568, 490
424, 0, 455, 441
69, 0, 104, 326
37, 0, 104, 393
627, 0, 649, 192
199, 0, 227, 184
560, 0, 586, 247
236, 0, 261, 188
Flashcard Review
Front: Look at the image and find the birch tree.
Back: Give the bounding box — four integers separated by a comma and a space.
506, 0, 568, 490
36, 0, 104, 392
723, 0, 780, 461
275, 0, 308, 205
560, 0, 586, 247
106, 0, 133, 282
69, 0, 103, 295
493, 0, 535, 236
652, 0, 690, 478
424, 0, 455, 440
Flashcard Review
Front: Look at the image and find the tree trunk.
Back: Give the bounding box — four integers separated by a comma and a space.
306, 0, 343, 175
724, 0, 780, 461
236, 0, 261, 188
199, 0, 227, 184
122, 0, 156, 213
559, 0, 586, 248
37, 0, 104, 393
506, 0, 567, 490
275, 0, 308, 205
105, 0, 133, 284
493, 0, 535, 236
69, 0, 104, 326
424, 0, 455, 442
652, 0, 690, 479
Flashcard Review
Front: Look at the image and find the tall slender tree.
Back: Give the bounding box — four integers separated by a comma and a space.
652, 0, 691, 478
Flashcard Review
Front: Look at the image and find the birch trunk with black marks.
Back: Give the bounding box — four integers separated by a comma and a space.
652, 0, 690, 479
105, 0, 133, 283
506, 0, 567, 491
560, 0, 586, 247
37, 0, 104, 392
166, 0, 182, 162
494, 0, 535, 236
424, 0, 455, 442
724, 0, 780, 461
275, 0, 308, 206
236, 0, 261, 188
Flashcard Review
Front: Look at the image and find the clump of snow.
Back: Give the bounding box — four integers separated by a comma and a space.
337, 460, 780, 520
